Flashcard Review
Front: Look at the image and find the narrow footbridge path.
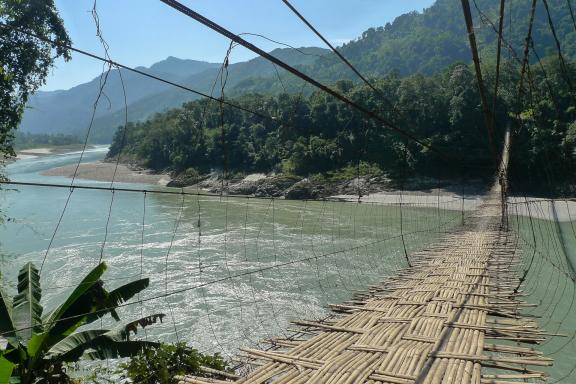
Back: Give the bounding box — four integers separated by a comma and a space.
179, 133, 554, 383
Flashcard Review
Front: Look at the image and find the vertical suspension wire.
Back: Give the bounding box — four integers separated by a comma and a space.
515, 201, 548, 295
346, 202, 359, 289
263, 198, 291, 339
219, 41, 269, 350
330, 201, 351, 293
310, 199, 330, 298
491, 0, 506, 137
515, 196, 538, 293
140, 192, 148, 341
221, 43, 268, 346
219, 41, 232, 197
240, 197, 265, 347
460, 176, 465, 226
91, 0, 129, 264
399, 142, 411, 267
492, 0, 508, 227
164, 191, 185, 345
99, 190, 115, 262
39, 52, 112, 273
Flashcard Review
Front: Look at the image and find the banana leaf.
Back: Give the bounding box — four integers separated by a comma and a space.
29, 262, 107, 358
105, 313, 165, 341
45, 329, 108, 362
86, 278, 149, 322
47, 314, 164, 362
82, 340, 159, 360
12, 263, 42, 344
42, 262, 107, 335
0, 356, 15, 384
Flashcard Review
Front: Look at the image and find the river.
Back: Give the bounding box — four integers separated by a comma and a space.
0, 148, 463, 360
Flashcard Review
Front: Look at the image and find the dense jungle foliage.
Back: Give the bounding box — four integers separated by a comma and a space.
13, 132, 81, 150
108, 57, 576, 194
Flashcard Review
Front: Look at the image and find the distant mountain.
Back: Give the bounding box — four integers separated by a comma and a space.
19, 0, 574, 142
88, 47, 328, 142
19, 48, 327, 142
19, 57, 220, 137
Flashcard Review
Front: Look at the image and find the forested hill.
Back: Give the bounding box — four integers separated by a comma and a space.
224, 0, 576, 93
18, 48, 328, 142
106, 0, 576, 193
307, 0, 575, 79
20, 0, 574, 142
109, 57, 576, 193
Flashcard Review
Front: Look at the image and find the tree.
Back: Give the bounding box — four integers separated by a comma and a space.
0, 262, 163, 384
0, 0, 71, 159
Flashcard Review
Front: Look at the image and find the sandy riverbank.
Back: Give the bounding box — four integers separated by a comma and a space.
14, 145, 93, 160
41, 161, 171, 185
331, 191, 484, 211
14, 147, 53, 160
35, 159, 576, 221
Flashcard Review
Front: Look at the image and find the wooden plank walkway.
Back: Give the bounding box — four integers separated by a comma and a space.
178, 134, 553, 383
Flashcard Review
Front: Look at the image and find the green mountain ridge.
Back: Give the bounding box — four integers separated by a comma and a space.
88, 47, 328, 142
19, 57, 220, 136
225, 0, 576, 92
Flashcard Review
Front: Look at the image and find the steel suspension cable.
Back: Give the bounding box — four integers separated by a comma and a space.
280, 0, 396, 111
461, 0, 497, 164
0, 23, 269, 120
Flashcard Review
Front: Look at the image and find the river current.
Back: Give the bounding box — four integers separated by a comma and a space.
0, 148, 462, 358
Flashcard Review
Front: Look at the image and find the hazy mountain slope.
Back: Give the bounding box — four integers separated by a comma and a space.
19, 57, 220, 135
89, 47, 328, 142
20, 48, 327, 142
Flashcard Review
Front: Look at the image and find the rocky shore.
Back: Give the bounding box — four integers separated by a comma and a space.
36, 158, 486, 202
168, 172, 484, 200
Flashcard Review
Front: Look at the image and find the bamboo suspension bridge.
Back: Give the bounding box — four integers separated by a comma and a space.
4, 0, 576, 383
174, 134, 557, 382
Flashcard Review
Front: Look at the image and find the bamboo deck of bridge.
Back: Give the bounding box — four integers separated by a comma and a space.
178, 137, 553, 384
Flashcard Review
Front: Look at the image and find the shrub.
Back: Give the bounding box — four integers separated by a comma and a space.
120, 343, 232, 384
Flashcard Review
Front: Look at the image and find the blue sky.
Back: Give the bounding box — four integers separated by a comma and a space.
44, 0, 435, 91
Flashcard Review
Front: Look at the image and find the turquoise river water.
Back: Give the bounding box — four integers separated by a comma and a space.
0, 148, 470, 360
